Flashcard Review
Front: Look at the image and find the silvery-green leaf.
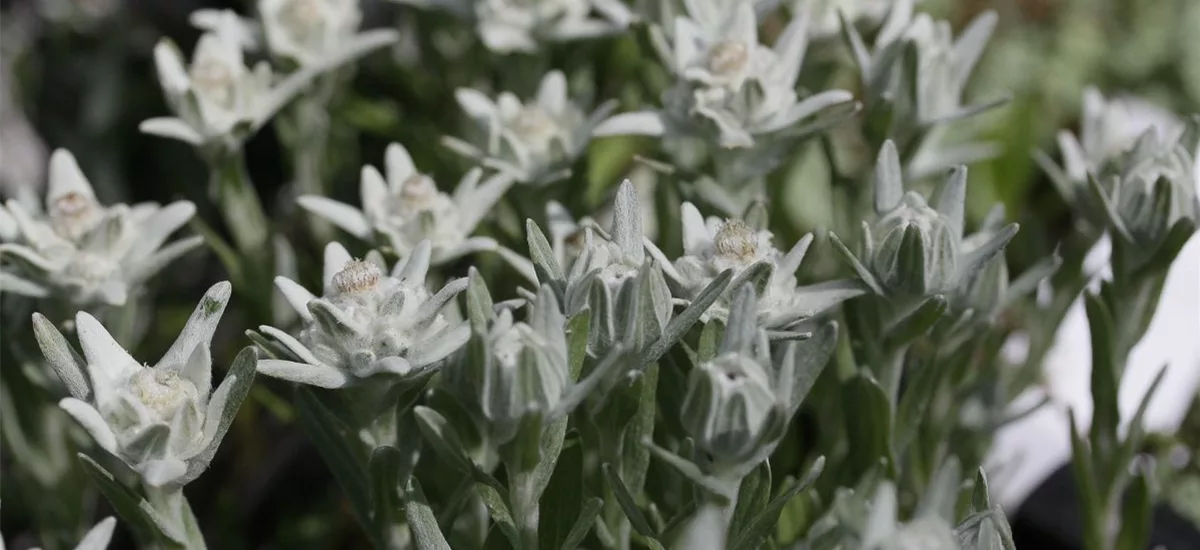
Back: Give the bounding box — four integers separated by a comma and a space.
722, 284, 759, 354
829, 231, 885, 295
404, 478, 452, 550
612, 179, 645, 264
956, 224, 1019, 283
413, 405, 475, 474
526, 218, 564, 283
642, 269, 733, 368
194, 347, 256, 469
59, 398, 118, 453
935, 166, 967, 239
32, 313, 91, 400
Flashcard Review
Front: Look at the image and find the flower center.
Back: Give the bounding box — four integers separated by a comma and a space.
130, 368, 199, 421
713, 219, 758, 261
332, 260, 382, 294
512, 106, 559, 149
190, 59, 237, 109
399, 174, 440, 209
706, 41, 749, 76
49, 191, 101, 240
64, 252, 119, 283
279, 0, 324, 37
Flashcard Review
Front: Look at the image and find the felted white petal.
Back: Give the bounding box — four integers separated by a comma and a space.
274, 276, 316, 321
59, 398, 118, 453
394, 239, 432, 282
140, 457, 188, 487
680, 202, 712, 256
322, 241, 354, 293
536, 70, 568, 114
673, 16, 706, 74
75, 312, 139, 384
75, 517, 117, 550
297, 196, 371, 238
359, 165, 390, 223
126, 200, 197, 263
139, 117, 204, 145
158, 281, 230, 371
153, 39, 192, 96
258, 325, 322, 365
455, 88, 499, 121
257, 359, 351, 388
47, 149, 97, 203
384, 142, 418, 186
592, 111, 667, 137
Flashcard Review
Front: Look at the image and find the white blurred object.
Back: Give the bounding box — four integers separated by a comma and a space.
0, 18, 49, 203
990, 93, 1200, 510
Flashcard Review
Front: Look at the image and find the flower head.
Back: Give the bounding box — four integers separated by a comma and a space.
143, 22, 397, 150
664, 202, 863, 329
254, 241, 471, 388
33, 282, 255, 488
447, 71, 615, 185
595, 3, 855, 149
0, 150, 201, 307
392, 0, 633, 54
260, 0, 362, 65
298, 142, 514, 265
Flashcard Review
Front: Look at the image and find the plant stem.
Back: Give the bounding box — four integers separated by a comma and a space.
205, 147, 273, 321
143, 484, 206, 550
509, 471, 540, 550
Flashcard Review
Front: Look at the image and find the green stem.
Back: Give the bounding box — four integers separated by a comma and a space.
509, 471, 540, 550
205, 147, 274, 321
143, 485, 206, 550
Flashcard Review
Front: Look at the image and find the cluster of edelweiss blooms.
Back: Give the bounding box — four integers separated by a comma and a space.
3, 0, 1200, 548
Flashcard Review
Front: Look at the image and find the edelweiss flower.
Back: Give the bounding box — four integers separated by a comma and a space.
33, 282, 254, 488
661, 202, 863, 328
260, 0, 362, 66
298, 142, 514, 265
0, 150, 201, 306
595, 3, 855, 148
143, 32, 277, 148
564, 181, 671, 324
393, 0, 634, 54
142, 24, 396, 150
1053, 88, 1185, 182
254, 241, 470, 388
445, 71, 615, 185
